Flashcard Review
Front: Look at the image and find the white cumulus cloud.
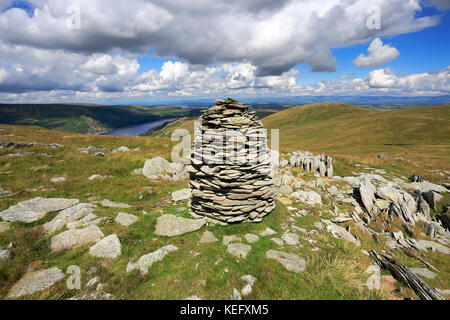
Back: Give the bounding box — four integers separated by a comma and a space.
353, 38, 400, 68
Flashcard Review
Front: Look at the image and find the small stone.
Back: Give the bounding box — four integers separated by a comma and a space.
266, 250, 307, 273
365, 264, 381, 290
171, 188, 191, 202
96, 283, 108, 291
223, 235, 241, 245
270, 238, 285, 246
281, 232, 299, 246
244, 233, 259, 243
199, 231, 219, 243
0, 247, 13, 264
89, 234, 121, 259
115, 212, 138, 227
86, 277, 99, 288
260, 227, 277, 236
155, 214, 206, 237
51, 177, 66, 183
241, 274, 257, 286
87, 267, 98, 274
241, 284, 252, 296
184, 295, 202, 300
126, 245, 178, 275
227, 243, 252, 259
232, 288, 242, 300
98, 199, 131, 208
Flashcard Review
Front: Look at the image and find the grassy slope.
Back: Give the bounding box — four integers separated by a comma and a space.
263, 103, 450, 176
0, 104, 203, 134
0, 103, 449, 300
146, 109, 279, 138
0, 124, 414, 300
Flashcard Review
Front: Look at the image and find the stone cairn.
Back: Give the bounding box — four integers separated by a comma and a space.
188, 98, 276, 224
289, 151, 334, 177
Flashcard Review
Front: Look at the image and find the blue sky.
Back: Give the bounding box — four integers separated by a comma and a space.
0, 0, 448, 104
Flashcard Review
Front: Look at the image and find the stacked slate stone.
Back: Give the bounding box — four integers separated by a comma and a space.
289, 151, 334, 177
188, 98, 276, 224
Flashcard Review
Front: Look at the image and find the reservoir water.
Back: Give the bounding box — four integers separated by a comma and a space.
103, 118, 176, 137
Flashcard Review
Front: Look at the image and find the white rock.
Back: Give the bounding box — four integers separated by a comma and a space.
7, 267, 64, 299
143, 156, 171, 178
115, 212, 138, 227
126, 245, 178, 275
244, 233, 259, 243
281, 232, 299, 246
43, 203, 96, 234
227, 243, 252, 259
0, 197, 80, 223
260, 227, 277, 237
89, 234, 121, 259
171, 188, 191, 202
155, 214, 206, 237
223, 235, 242, 245
99, 199, 131, 208
86, 277, 100, 288
199, 231, 219, 243
266, 250, 307, 273
290, 190, 322, 205
50, 225, 104, 252
51, 177, 66, 183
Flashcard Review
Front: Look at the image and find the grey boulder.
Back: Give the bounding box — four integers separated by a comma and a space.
155, 214, 206, 237
0, 197, 80, 223
89, 234, 121, 259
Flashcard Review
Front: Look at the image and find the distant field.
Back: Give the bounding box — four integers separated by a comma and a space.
145, 109, 279, 137
262, 103, 450, 174
0, 104, 204, 134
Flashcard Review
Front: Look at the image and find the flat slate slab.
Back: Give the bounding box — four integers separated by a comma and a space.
7, 267, 65, 299
266, 249, 307, 273
50, 225, 104, 252
155, 214, 206, 237
127, 245, 178, 275
0, 197, 79, 223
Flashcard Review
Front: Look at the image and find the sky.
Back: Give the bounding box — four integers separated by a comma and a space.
0, 0, 449, 104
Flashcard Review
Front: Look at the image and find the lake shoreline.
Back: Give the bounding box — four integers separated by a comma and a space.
101, 118, 177, 137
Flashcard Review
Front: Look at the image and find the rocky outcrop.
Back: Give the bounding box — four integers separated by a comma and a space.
0, 197, 80, 223
0, 141, 34, 149
50, 225, 104, 252
7, 267, 65, 299
188, 98, 276, 224
143, 156, 188, 181
288, 151, 334, 177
